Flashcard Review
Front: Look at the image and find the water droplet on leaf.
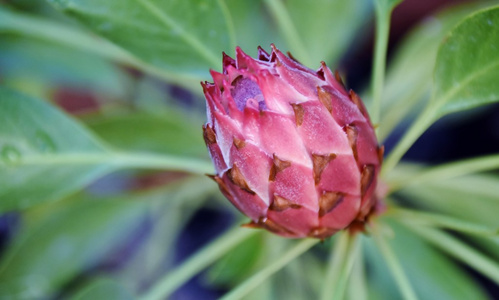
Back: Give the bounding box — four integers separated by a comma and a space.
1, 145, 21, 165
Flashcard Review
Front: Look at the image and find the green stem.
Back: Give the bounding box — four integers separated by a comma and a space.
372, 223, 419, 300
381, 105, 437, 177
388, 207, 499, 236
320, 231, 359, 300
221, 238, 319, 300
263, 0, 311, 66
408, 226, 499, 285
113, 152, 214, 175
347, 238, 367, 300
370, 1, 392, 128
389, 154, 499, 191
14, 152, 214, 175
140, 227, 257, 300
378, 83, 430, 142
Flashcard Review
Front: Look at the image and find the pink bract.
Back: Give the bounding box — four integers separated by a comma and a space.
202, 45, 383, 239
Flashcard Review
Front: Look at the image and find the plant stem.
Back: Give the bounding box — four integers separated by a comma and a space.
370, 3, 390, 128
221, 238, 319, 300
381, 105, 436, 177
408, 226, 499, 285
372, 223, 419, 300
114, 152, 214, 175
378, 84, 430, 142
320, 231, 359, 300
389, 154, 499, 191
388, 207, 499, 236
16, 152, 214, 175
263, 0, 311, 66
140, 227, 257, 300
347, 238, 367, 300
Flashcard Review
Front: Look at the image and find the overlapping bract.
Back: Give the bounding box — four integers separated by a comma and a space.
202, 45, 382, 238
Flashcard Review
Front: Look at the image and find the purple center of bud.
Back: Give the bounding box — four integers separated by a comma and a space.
230, 76, 266, 111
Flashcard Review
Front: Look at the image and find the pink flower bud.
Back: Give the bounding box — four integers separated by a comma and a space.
202, 45, 382, 239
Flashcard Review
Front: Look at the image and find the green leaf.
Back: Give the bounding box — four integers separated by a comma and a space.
379, 2, 491, 140
321, 232, 359, 300
114, 176, 216, 294
380, 5, 499, 174
220, 239, 319, 300
389, 207, 499, 236
70, 277, 135, 300
0, 197, 148, 299
0, 88, 214, 212
141, 227, 258, 300
433, 5, 499, 115
0, 87, 113, 212
371, 223, 419, 300
47, 0, 234, 78
399, 174, 499, 228
206, 233, 264, 288
225, 0, 282, 57
0, 37, 132, 99
0, 7, 201, 89
389, 154, 499, 191
269, 0, 371, 67
408, 225, 499, 286
365, 219, 488, 300
85, 111, 207, 158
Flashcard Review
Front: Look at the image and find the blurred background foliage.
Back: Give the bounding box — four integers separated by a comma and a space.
0, 0, 499, 299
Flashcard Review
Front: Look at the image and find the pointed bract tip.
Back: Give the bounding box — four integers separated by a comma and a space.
222, 52, 236, 74
257, 46, 270, 61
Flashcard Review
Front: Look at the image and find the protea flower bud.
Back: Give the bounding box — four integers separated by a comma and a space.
202, 45, 382, 239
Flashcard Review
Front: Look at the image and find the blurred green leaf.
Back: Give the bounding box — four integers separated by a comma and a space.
380, 2, 491, 140
70, 277, 135, 300
142, 227, 258, 300
206, 233, 264, 287
0, 87, 113, 212
389, 207, 499, 236
225, 0, 282, 57
365, 219, 488, 300
0, 197, 147, 299
130, 76, 203, 114
263, 0, 371, 67
284, 0, 371, 66
399, 174, 499, 228
47, 0, 234, 79
433, 5, 499, 116
0, 88, 213, 212
86, 111, 207, 158
321, 232, 359, 300
371, 224, 418, 300
0, 7, 201, 89
389, 154, 499, 191
0, 37, 132, 99
115, 176, 216, 294
409, 225, 499, 286
220, 238, 319, 300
